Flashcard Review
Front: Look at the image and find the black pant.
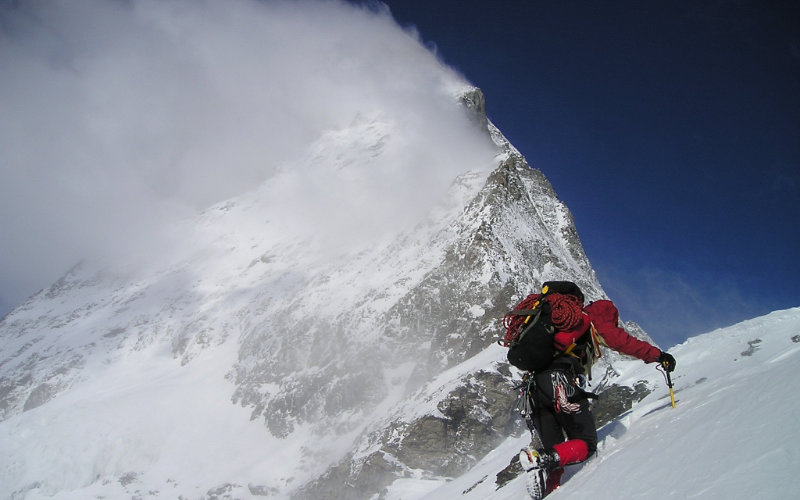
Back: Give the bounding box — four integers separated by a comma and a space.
532, 364, 598, 456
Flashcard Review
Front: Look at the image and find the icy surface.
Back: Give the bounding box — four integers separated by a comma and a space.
4, 306, 799, 499
393, 307, 800, 500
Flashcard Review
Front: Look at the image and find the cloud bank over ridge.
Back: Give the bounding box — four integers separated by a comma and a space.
0, 0, 497, 313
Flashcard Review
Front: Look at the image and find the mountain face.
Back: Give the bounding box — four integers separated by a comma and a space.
0, 88, 656, 499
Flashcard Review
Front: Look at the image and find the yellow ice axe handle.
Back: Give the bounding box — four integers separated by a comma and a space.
664, 364, 676, 408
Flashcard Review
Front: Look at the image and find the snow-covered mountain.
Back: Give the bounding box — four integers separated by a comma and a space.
1, 84, 627, 499
0, 82, 564, 495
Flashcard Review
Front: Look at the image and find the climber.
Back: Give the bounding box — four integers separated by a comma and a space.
501, 281, 676, 499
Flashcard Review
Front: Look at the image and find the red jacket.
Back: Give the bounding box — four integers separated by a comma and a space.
553, 300, 661, 363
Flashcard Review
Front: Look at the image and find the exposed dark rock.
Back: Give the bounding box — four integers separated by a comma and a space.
592, 381, 652, 428
740, 338, 762, 357
495, 453, 523, 489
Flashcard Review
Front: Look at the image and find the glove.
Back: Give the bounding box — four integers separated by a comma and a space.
659, 351, 676, 372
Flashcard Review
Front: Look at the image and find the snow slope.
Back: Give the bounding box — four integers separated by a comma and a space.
386, 307, 800, 500
0, 337, 279, 499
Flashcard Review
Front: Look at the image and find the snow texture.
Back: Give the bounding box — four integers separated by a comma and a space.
393, 307, 800, 500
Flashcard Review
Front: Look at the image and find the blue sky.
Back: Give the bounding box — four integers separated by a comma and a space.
378, 0, 800, 348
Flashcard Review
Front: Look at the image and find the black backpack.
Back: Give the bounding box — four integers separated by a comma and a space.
501, 281, 585, 372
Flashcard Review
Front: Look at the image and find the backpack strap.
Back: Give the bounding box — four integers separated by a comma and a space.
557, 322, 603, 381
506, 308, 542, 317
589, 322, 604, 358
513, 307, 544, 345
499, 294, 544, 347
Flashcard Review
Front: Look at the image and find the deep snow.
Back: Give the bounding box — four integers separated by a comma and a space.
385, 307, 800, 500
4, 309, 799, 499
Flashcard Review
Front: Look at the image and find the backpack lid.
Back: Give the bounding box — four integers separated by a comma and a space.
541, 281, 584, 304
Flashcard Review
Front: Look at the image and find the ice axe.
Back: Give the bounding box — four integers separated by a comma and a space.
665, 368, 676, 408
657, 362, 676, 408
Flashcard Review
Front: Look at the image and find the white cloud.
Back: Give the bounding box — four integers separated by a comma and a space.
0, 0, 497, 313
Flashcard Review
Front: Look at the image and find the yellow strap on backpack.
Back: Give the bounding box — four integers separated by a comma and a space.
524, 299, 541, 325
563, 342, 581, 360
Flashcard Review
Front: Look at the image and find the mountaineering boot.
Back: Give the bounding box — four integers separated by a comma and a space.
518, 447, 560, 472
519, 448, 560, 500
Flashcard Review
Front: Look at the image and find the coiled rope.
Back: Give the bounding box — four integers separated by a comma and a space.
501, 292, 585, 346
547, 293, 584, 331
